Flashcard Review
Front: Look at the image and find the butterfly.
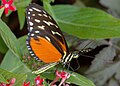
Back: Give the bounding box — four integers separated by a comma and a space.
26, 3, 91, 74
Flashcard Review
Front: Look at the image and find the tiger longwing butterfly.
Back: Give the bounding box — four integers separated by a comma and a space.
26, 3, 80, 74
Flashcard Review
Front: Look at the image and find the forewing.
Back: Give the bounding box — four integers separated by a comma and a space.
26, 3, 69, 54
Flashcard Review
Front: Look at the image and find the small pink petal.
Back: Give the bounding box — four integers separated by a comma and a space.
2, 0, 7, 4
27, 56, 31, 60
9, 5, 16, 11
10, 78, 16, 84
0, 5, 4, 9
55, 70, 61, 78
63, 83, 69, 86
4, 8, 8, 14
34, 75, 44, 85
23, 82, 30, 86
8, 0, 13, 5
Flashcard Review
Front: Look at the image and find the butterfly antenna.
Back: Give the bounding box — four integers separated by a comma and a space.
79, 54, 95, 58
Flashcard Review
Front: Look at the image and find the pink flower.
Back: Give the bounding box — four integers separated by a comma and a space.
34, 75, 44, 86
23, 81, 30, 86
0, 78, 16, 86
0, 0, 16, 15
50, 70, 70, 86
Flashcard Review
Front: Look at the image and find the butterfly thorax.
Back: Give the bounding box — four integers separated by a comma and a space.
61, 51, 79, 65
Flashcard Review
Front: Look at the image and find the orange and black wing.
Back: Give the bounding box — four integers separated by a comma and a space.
26, 3, 69, 63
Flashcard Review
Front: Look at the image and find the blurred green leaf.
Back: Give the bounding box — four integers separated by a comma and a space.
0, 36, 8, 54
68, 72, 95, 86
0, 7, 4, 17
0, 68, 27, 85
43, 0, 55, 3
43, 0, 57, 21
0, 74, 7, 83
0, 19, 22, 58
0, 50, 31, 73
17, 8, 25, 30
0, 36, 31, 73
53, 5, 120, 39
18, 36, 28, 52
15, 0, 32, 8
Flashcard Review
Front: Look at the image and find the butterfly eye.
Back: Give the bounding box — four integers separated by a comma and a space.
73, 54, 79, 59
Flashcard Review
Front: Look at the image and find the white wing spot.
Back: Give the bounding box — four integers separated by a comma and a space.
35, 57, 38, 60
27, 46, 30, 48
28, 16, 30, 19
49, 22, 58, 28
49, 22, 54, 25
28, 48, 31, 50
55, 25, 58, 28
32, 14, 35, 16
38, 14, 42, 16
31, 54, 34, 56
49, 16, 52, 19
45, 36, 50, 42
29, 9, 33, 11
29, 27, 33, 31
43, 14, 48, 17
29, 22, 33, 26
48, 22, 58, 28
43, 20, 50, 26
26, 41, 29, 44
31, 33, 34, 36
32, 7, 41, 12
29, 51, 32, 53
35, 19, 40, 23
38, 25, 45, 30
43, 10, 46, 14
35, 30, 40, 33
28, 12, 30, 14
51, 31, 61, 36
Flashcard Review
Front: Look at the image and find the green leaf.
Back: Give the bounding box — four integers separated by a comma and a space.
0, 50, 31, 73
43, 0, 57, 21
0, 36, 8, 54
18, 36, 28, 52
43, 0, 55, 3
0, 7, 4, 17
15, 0, 32, 8
53, 5, 120, 39
0, 36, 31, 73
68, 72, 95, 86
0, 74, 7, 83
0, 68, 27, 85
17, 8, 25, 30
0, 19, 22, 58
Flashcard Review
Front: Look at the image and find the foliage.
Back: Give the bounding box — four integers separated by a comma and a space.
0, 0, 120, 86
